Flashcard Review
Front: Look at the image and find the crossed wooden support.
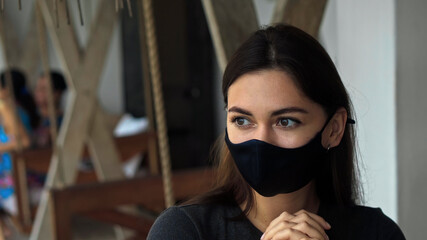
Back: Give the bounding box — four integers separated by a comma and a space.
202, 0, 328, 71
31, 1, 124, 239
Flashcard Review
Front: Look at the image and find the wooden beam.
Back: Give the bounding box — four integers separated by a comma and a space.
271, 0, 328, 38
87, 107, 123, 181
23, 131, 157, 174
79, 0, 117, 92
52, 168, 214, 213
84, 210, 153, 235
51, 168, 214, 240
31, 1, 124, 239
37, 0, 81, 87
201, 0, 258, 71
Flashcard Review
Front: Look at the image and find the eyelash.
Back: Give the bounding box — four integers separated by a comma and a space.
276, 117, 301, 128
229, 116, 301, 129
230, 116, 253, 128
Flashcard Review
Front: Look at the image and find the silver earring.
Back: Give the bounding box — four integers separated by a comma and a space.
327, 144, 331, 151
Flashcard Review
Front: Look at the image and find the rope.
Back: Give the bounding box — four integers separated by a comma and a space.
126, 0, 133, 18
142, 0, 174, 208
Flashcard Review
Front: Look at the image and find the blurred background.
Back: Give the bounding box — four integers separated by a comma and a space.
0, 0, 425, 239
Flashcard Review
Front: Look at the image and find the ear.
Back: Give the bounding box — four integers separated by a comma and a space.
322, 107, 348, 149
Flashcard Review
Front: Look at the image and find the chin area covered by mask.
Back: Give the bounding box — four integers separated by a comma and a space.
225, 126, 328, 197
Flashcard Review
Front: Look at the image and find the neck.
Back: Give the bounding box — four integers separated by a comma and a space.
243, 181, 319, 232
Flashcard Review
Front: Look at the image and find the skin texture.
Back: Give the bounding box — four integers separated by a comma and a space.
226, 69, 347, 240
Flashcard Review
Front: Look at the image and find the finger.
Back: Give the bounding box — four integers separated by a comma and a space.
294, 210, 331, 230
270, 227, 316, 240
263, 220, 296, 240
291, 221, 328, 240
290, 212, 329, 239
264, 211, 295, 234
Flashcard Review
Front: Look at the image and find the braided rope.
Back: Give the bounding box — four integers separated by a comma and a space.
142, 0, 174, 208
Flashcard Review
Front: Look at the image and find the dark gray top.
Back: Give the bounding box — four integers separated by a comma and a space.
147, 202, 405, 240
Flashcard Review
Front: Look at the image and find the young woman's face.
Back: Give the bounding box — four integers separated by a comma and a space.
226, 69, 328, 148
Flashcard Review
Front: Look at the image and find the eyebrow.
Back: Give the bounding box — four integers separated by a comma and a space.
227, 106, 253, 116
271, 107, 308, 116
227, 106, 308, 116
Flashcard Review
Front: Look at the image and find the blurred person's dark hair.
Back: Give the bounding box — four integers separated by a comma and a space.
1, 69, 40, 129
39, 71, 67, 93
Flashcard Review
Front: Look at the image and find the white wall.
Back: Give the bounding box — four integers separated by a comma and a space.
321, 0, 397, 220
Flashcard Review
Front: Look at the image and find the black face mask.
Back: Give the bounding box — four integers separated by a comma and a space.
225, 124, 328, 197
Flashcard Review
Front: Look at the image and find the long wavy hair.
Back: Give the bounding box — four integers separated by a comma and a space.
186, 24, 362, 216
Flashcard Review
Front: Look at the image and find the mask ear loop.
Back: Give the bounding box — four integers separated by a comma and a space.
322, 113, 356, 133
347, 118, 356, 124
322, 113, 356, 151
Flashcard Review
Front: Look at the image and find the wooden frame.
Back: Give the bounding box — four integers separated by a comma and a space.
272, 0, 328, 38
201, 0, 258, 71
30, 1, 126, 239
50, 168, 214, 240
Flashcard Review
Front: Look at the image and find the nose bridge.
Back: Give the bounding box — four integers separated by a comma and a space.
254, 124, 273, 143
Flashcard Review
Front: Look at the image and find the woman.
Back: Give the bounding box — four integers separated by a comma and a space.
148, 25, 405, 239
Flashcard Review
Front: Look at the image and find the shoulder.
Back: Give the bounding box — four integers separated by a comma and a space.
148, 203, 261, 240
147, 206, 199, 240
351, 206, 405, 240
147, 203, 235, 240
320, 204, 406, 239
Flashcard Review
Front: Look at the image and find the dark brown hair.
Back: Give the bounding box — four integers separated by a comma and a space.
186, 24, 362, 215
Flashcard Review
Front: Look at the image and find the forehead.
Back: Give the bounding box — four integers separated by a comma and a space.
227, 69, 311, 109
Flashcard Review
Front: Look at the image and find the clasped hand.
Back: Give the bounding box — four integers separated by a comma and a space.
261, 210, 331, 240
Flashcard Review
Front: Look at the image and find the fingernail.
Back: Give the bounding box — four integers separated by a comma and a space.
260, 233, 264, 240
326, 222, 331, 229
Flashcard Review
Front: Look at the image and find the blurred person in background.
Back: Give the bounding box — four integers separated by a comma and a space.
33, 71, 67, 148
0, 69, 40, 237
